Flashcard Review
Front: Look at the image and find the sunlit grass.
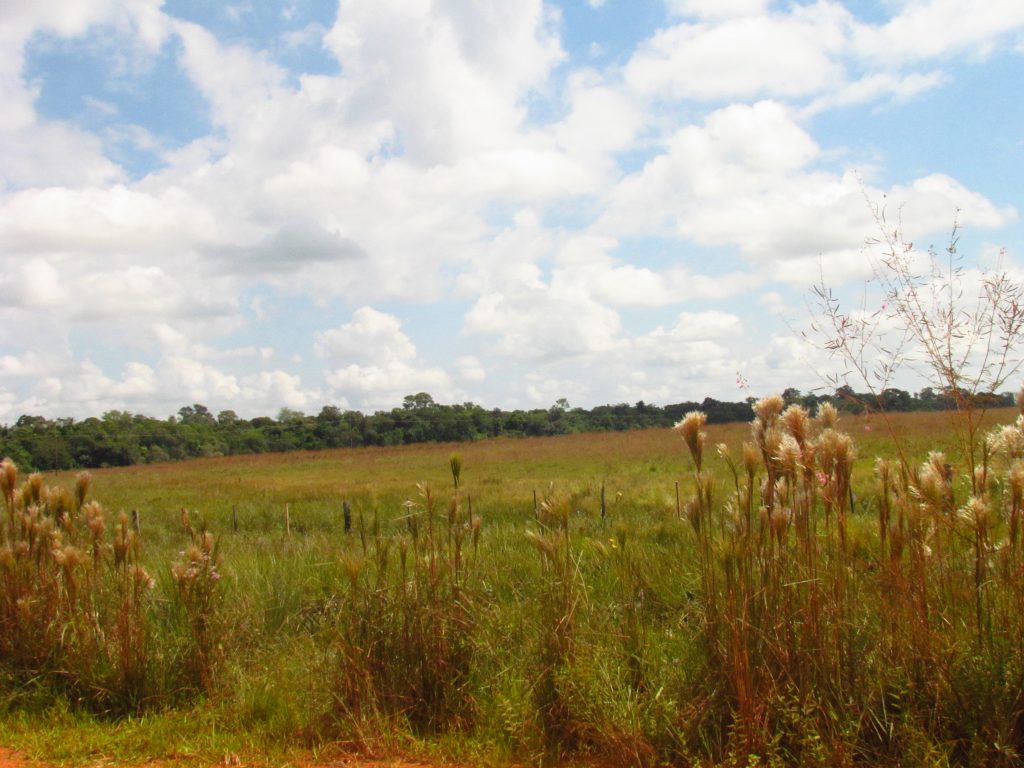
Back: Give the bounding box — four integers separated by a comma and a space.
4, 406, 1022, 767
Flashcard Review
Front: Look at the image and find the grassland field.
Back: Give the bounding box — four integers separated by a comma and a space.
2, 406, 1023, 768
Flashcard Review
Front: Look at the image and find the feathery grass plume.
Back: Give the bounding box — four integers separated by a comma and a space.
815, 401, 839, 430
1, 459, 16, 534
674, 410, 707, 471
172, 529, 223, 694
113, 511, 138, 569
741, 441, 760, 483
781, 404, 810, 448
973, 462, 991, 497
81, 500, 107, 563
816, 426, 855, 557
26, 473, 44, 507
759, 424, 784, 476
1009, 461, 1024, 549
341, 552, 364, 590
816, 428, 855, 480
960, 496, 992, 640
449, 453, 463, 489
753, 394, 785, 425
470, 514, 482, 555
989, 423, 1024, 459
768, 502, 792, 547
959, 496, 990, 531
775, 433, 802, 479
46, 486, 74, 527
716, 442, 731, 460
74, 471, 91, 510
916, 451, 953, 516
752, 395, 787, 512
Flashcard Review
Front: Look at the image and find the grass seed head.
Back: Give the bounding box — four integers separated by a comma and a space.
775, 434, 802, 477
927, 451, 951, 485
132, 565, 154, 591
81, 500, 106, 539
817, 429, 854, 476
742, 441, 760, 477
753, 394, 785, 426
27, 473, 44, 506
774, 475, 792, 508
815, 401, 839, 430
471, 515, 482, 550
781, 404, 810, 447
684, 497, 702, 533
449, 453, 463, 489
875, 457, 893, 488
769, 506, 792, 542
959, 496, 989, 532
990, 423, 1024, 459
760, 427, 783, 472
0, 458, 16, 503
1010, 461, 1024, 502
974, 464, 989, 493
674, 410, 707, 471
341, 553, 364, 589
74, 472, 91, 510
916, 455, 951, 514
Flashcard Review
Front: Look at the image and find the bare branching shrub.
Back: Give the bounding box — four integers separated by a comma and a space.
807, 204, 1024, 475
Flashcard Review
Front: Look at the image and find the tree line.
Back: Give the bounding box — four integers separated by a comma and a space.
0, 386, 1011, 472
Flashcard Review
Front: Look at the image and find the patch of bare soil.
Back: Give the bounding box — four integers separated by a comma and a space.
0, 748, 33, 768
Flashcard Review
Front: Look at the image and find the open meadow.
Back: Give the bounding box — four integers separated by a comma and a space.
3, 404, 1024, 767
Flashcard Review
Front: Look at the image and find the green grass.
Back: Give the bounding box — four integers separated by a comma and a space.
3, 406, 1023, 767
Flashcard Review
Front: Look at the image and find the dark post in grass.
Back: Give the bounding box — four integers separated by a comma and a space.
600, 482, 606, 520
131, 509, 140, 533
232, 505, 238, 533
343, 500, 351, 534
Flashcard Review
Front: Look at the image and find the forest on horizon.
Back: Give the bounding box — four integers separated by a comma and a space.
0, 385, 1014, 472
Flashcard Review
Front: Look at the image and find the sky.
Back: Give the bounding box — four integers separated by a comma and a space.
1, 0, 1023, 420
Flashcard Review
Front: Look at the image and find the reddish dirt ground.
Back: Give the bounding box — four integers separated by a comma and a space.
0, 749, 31, 768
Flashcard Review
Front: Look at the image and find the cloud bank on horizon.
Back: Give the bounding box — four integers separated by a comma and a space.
1, 0, 1022, 419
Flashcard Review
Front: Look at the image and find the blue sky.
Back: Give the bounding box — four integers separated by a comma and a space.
1, 0, 1023, 419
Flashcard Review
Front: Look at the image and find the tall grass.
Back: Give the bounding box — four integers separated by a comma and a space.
0, 463, 155, 713
3, 404, 1024, 766
329, 484, 478, 738
669, 396, 1024, 766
